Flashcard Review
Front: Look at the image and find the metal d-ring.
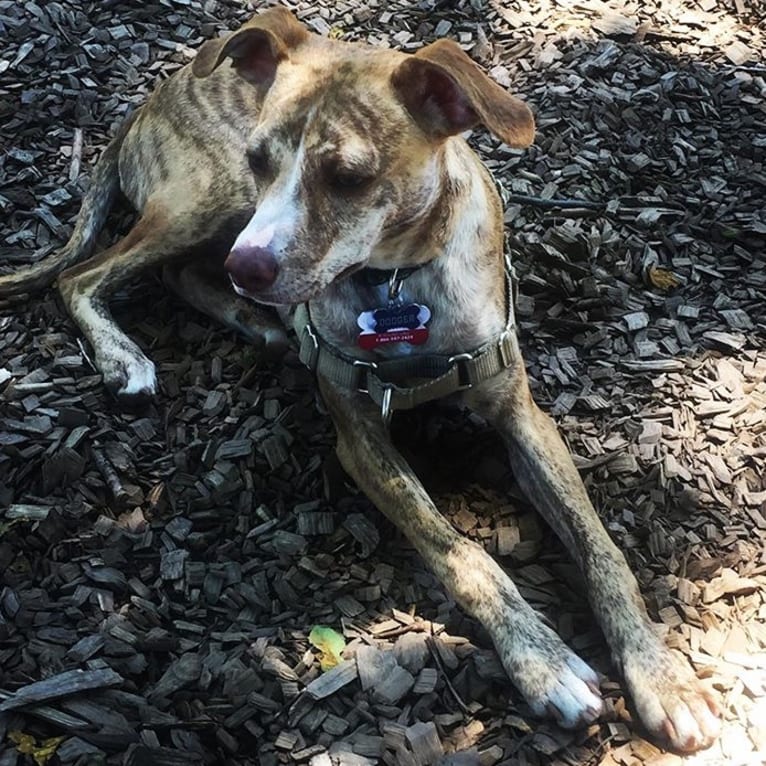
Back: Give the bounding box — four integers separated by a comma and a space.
387, 269, 404, 303
352, 358, 378, 394
380, 385, 393, 427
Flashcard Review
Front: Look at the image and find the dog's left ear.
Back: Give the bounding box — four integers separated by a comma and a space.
192, 6, 309, 83
391, 40, 534, 148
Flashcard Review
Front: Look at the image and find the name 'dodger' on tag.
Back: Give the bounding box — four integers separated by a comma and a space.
357, 302, 431, 350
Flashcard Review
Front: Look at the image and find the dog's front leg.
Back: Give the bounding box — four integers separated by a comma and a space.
464, 363, 721, 752
320, 377, 602, 729
162, 261, 288, 356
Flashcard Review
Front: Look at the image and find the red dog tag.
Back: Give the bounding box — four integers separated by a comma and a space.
357, 303, 431, 350
358, 327, 429, 350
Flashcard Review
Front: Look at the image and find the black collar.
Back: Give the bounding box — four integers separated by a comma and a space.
354, 265, 423, 287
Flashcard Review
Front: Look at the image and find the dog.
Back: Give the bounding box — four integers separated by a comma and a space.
0, 6, 721, 752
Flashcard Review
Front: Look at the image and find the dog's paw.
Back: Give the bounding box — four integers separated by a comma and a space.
497, 626, 603, 729
244, 324, 289, 358
97, 348, 157, 402
622, 645, 721, 753
525, 648, 603, 729
233, 309, 289, 358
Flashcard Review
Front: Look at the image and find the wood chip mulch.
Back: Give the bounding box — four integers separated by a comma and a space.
1, 1, 765, 765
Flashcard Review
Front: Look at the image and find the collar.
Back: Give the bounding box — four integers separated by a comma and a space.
354, 265, 423, 288
295, 257, 518, 425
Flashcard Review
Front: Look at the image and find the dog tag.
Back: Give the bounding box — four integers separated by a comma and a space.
357, 303, 431, 350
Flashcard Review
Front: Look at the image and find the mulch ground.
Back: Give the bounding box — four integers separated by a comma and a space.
1, 1, 766, 765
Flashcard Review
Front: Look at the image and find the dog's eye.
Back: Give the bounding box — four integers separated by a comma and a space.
247, 146, 270, 175
329, 168, 373, 190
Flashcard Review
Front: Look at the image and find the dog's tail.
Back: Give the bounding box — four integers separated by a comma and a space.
0, 112, 137, 298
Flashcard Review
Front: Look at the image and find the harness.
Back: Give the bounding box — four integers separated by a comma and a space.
295, 257, 519, 425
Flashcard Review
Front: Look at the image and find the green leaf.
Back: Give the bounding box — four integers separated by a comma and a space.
9, 731, 66, 766
309, 625, 346, 671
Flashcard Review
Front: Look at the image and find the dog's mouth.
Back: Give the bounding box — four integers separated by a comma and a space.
229, 275, 254, 299
229, 262, 366, 306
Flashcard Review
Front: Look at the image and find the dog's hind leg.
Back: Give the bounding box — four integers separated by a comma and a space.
464, 363, 721, 752
58, 200, 211, 402
162, 260, 288, 356
320, 378, 604, 730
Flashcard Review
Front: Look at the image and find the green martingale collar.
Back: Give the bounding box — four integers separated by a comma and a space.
295, 259, 519, 425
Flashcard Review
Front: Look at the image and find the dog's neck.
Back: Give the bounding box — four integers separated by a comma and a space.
308, 142, 509, 359
354, 265, 423, 289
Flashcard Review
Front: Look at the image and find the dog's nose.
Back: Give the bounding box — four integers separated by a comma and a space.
225, 246, 279, 293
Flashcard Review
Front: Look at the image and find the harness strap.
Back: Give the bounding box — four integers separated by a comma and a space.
296, 264, 519, 421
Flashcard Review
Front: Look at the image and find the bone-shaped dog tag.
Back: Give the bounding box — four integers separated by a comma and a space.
357, 303, 431, 350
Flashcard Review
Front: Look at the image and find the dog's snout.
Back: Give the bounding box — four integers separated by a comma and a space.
225, 246, 279, 293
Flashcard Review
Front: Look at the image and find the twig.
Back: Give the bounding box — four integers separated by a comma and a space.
91, 446, 129, 506
76, 337, 97, 373
505, 193, 605, 211
234, 360, 260, 390
69, 127, 83, 182
722, 64, 766, 75
426, 635, 470, 716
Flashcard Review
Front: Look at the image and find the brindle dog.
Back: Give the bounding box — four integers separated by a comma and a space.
0, 7, 721, 752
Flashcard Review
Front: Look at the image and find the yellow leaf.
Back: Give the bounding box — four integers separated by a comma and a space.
309, 625, 346, 671
647, 265, 682, 291
9, 730, 36, 753
328, 27, 345, 39
32, 737, 66, 766
8, 731, 65, 766
0, 518, 22, 538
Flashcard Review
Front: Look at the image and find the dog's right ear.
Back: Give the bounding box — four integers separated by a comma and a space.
192, 6, 309, 83
392, 40, 534, 148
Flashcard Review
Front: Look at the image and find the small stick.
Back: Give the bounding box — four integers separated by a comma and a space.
234, 360, 260, 390
76, 337, 97, 373
91, 446, 129, 506
69, 128, 83, 182
505, 193, 605, 211
723, 64, 766, 75
425, 635, 470, 716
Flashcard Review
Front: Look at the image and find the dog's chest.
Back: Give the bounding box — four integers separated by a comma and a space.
311, 265, 507, 362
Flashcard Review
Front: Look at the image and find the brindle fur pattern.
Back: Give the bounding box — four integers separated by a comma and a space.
0, 7, 721, 752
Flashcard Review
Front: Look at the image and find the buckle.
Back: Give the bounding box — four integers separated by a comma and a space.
301, 322, 320, 371
380, 385, 393, 427
497, 331, 514, 368
352, 359, 378, 394
447, 352, 474, 390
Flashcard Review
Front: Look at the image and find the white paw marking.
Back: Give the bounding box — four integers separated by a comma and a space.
262, 327, 289, 350
495, 618, 603, 730
529, 655, 603, 729
97, 344, 157, 398
623, 648, 722, 752
118, 356, 157, 396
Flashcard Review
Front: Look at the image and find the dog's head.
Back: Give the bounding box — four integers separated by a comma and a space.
193, 7, 534, 305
